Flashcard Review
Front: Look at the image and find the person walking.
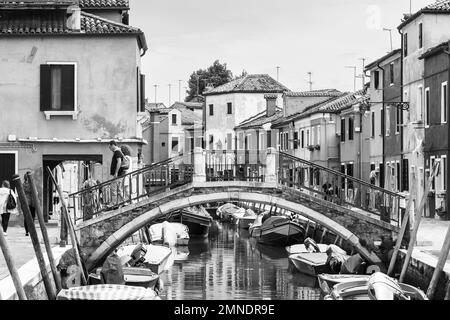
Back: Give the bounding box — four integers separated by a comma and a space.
109, 140, 125, 208
23, 173, 36, 236
120, 145, 133, 201
0, 180, 18, 236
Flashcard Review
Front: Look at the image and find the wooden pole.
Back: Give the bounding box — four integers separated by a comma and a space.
387, 185, 415, 276
12, 175, 56, 300
0, 229, 27, 300
46, 167, 87, 285
399, 162, 440, 283
27, 172, 62, 293
426, 223, 450, 300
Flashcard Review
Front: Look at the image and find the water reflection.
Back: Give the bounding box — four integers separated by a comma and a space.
160, 221, 322, 300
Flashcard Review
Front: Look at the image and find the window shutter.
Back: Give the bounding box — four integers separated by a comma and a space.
140, 74, 146, 112
40, 65, 51, 111
61, 65, 75, 111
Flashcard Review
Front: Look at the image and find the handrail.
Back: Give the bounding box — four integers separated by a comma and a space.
279, 152, 404, 199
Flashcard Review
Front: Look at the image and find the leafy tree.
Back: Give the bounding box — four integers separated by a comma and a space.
185, 60, 233, 102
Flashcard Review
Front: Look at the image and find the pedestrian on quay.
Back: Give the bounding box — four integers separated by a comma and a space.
120, 144, 133, 201
0, 180, 19, 236
109, 140, 125, 207
23, 172, 36, 236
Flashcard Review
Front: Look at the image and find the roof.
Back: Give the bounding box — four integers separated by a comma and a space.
0, 9, 147, 50
419, 41, 449, 59
171, 101, 204, 110
0, 1, 74, 9
365, 49, 402, 71
283, 89, 342, 98
272, 89, 368, 127
235, 108, 283, 130
146, 103, 171, 113
203, 74, 289, 96
398, 0, 450, 29
79, 0, 129, 9
179, 108, 202, 126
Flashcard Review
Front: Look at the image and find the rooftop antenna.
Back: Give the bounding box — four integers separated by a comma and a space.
345, 65, 357, 92
153, 84, 158, 104
410, 0, 412, 14
276, 66, 280, 82
358, 58, 366, 89
168, 84, 172, 106
178, 80, 182, 102
307, 72, 313, 91
383, 28, 393, 52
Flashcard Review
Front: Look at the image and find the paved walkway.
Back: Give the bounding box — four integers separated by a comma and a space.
415, 217, 450, 263
0, 219, 61, 281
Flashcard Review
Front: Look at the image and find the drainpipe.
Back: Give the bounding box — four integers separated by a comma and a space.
377, 60, 386, 188
444, 41, 450, 214
398, 28, 404, 192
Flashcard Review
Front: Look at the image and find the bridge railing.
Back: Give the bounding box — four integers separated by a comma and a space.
278, 152, 404, 227
68, 153, 194, 223
205, 150, 266, 182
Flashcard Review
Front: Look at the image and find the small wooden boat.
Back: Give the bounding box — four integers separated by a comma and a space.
88, 267, 160, 290
217, 203, 245, 221
177, 206, 212, 238
116, 244, 172, 275
285, 244, 329, 255
324, 273, 428, 300
148, 222, 190, 246
289, 253, 330, 276
317, 274, 371, 295
232, 209, 257, 229
56, 284, 160, 300
249, 216, 305, 246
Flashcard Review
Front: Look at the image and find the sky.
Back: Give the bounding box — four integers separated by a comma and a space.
131, 0, 432, 106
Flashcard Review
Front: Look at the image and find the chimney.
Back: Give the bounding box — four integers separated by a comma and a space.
66, 5, 81, 31
265, 94, 278, 117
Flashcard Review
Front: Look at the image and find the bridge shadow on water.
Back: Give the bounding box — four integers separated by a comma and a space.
159, 221, 322, 300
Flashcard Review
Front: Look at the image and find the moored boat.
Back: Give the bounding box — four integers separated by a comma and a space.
285, 244, 329, 255
289, 253, 330, 276
116, 244, 172, 275
57, 284, 160, 300
177, 206, 213, 238
232, 209, 257, 229
249, 215, 305, 246
148, 222, 190, 246
88, 266, 160, 290
217, 203, 245, 221
317, 274, 371, 295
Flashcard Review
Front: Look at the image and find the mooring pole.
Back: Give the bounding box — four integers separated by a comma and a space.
46, 167, 87, 285
0, 230, 27, 300
12, 175, 56, 300
27, 172, 62, 293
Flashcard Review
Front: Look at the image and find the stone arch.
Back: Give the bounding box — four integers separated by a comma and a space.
85, 192, 374, 270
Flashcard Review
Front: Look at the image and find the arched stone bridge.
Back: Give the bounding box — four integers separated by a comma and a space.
75, 180, 399, 270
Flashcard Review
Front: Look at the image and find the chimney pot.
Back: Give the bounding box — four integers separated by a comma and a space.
264, 94, 278, 117
67, 5, 81, 31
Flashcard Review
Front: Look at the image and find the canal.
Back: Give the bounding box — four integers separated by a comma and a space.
159, 221, 322, 300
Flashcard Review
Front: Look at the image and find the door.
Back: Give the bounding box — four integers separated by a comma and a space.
0, 153, 16, 186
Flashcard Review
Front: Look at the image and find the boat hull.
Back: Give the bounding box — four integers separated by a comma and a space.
289, 253, 329, 276
234, 217, 256, 229
250, 221, 305, 246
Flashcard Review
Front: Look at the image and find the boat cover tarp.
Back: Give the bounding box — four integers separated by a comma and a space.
149, 222, 189, 244
56, 285, 160, 300
217, 203, 245, 218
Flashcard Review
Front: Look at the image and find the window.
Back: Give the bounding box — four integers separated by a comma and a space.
138, 72, 146, 112
227, 102, 232, 115
306, 130, 310, 146
40, 64, 76, 112
402, 158, 409, 192
374, 70, 380, 89
209, 104, 214, 116
418, 86, 423, 121
317, 126, 321, 144
247, 134, 253, 150
162, 142, 166, 147
396, 107, 402, 134
381, 108, 384, 135
294, 131, 299, 149
380, 162, 385, 188
259, 132, 265, 150
347, 163, 354, 189
227, 133, 232, 150
425, 87, 430, 126
371, 111, 375, 137
348, 118, 354, 141
300, 130, 305, 148
403, 33, 408, 57
442, 156, 447, 191
396, 162, 401, 191
389, 63, 394, 85
341, 164, 346, 189
284, 132, 289, 150
172, 114, 177, 125
442, 82, 448, 124
266, 130, 272, 148
341, 118, 346, 142
418, 23, 423, 49
171, 137, 179, 152
209, 134, 214, 150
386, 106, 390, 136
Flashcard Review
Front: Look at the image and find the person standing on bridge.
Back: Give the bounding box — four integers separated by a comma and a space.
109, 140, 125, 208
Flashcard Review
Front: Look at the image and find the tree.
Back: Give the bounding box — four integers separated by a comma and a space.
185, 60, 233, 102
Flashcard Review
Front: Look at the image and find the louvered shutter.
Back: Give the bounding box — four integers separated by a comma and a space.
61, 65, 75, 111
140, 74, 146, 112
40, 65, 51, 111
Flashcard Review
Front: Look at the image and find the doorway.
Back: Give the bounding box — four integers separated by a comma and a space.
0, 151, 17, 186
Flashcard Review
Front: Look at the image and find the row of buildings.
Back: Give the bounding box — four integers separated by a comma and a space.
146, 1, 450, 220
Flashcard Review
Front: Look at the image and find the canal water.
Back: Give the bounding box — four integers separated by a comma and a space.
159, 221, 322, 300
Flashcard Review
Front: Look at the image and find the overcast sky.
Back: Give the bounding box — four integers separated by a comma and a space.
131, 0, 432, 106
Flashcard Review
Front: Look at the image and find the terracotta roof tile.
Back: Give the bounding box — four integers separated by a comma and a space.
204, 74, 289, 95
79, 0, 129, 9
235, 109, 283, 130
399, 0, 450, 29
283, 89, 343, 97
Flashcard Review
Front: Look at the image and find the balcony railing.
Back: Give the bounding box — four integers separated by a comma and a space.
278, 152, 404, 227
